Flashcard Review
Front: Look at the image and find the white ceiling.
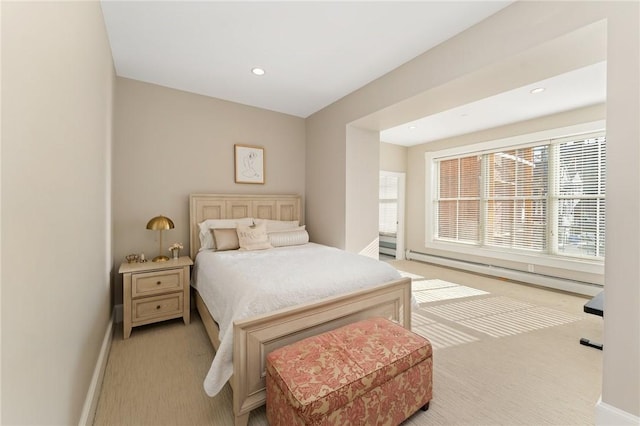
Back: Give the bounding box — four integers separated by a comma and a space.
100, 1, 512, 115
381, 61, 607, 146
100, 1, 604, 146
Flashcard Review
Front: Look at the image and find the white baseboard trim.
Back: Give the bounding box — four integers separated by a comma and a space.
406, 250, 602, 297
596, 397, 640, 425
78, 310, 114, 426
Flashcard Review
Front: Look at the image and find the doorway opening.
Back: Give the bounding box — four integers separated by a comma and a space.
379, 171, 405, 260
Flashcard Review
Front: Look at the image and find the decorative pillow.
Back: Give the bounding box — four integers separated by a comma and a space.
198, 218, 253, 250
237, 223, 273, 251
268, 229, 309, 248
253, 219, 300, 233
212, 228, 240, 251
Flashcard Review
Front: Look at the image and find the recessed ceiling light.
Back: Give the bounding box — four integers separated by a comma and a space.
251, 67, 265, 76
530, 87, 545, 94
408, 125, 417, 130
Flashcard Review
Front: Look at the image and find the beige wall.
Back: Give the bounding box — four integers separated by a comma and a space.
306, 1, 639, 419
345, 126, 380, 256
1, 2, 114, 424
112, 78, 305, 302
305, 107, 347, 248
600, 2, 639, 418
380, 142, 407, 173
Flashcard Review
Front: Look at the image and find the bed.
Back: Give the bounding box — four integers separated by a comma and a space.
189, 193, 412, 426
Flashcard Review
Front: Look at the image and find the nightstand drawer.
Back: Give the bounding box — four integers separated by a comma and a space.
120, 256, 193, 339
132, 269, 183, 298
132, 292, 183, 322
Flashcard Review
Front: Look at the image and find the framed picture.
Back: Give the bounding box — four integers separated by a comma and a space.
234, 144, 265, 184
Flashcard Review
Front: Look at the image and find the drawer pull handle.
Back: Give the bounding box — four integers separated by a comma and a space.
156, 281, 161, 285
156, 305, 161, 310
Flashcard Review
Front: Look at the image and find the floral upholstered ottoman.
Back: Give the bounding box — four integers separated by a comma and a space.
266, 317, 432, 425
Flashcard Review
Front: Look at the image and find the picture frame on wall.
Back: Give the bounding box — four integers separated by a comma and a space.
234, 144, 265, 184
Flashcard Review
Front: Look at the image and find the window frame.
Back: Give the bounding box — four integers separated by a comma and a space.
425, 121, 605, 276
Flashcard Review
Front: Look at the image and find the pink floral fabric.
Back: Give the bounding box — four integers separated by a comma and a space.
266, 317, 433, 425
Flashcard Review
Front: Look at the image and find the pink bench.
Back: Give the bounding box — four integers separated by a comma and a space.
266, 317, 433, 425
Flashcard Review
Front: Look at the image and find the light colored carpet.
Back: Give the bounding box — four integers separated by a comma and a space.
93, 260, 603, 426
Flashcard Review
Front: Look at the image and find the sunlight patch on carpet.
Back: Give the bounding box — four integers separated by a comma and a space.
399, 270, 428, 281
458, 306, 583, 337
424, 297, 583, 338
413, 279, 489, 303
415, 285, 488, 303
425, 296, 533, 321
412, 311, 479, 350
412, 279, 457, 291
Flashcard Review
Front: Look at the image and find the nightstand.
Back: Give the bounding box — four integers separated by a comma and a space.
119, 256, 193, 339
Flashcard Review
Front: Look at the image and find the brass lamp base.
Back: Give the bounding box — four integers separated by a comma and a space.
152, 255, 170, 262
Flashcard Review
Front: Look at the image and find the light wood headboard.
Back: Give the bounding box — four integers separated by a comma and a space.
189, 193, 302, 259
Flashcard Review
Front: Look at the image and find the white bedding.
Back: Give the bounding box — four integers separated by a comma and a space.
192, 242, 402, 397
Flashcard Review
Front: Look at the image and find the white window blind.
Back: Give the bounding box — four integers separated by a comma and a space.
436, 155, 481, 244
380, 173, 399, 235
485, 145, 548, 252
554, 135, 606, 257
433, 132, 606, 261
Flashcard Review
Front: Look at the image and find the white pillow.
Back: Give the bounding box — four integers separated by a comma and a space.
198, 218, 253, 250
254, 218, 300, 233
237, 223, 273, 251
268, 229, 309, 247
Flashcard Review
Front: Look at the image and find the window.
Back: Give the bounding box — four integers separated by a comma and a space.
555, 135, 606, 257
432, 132, 606, 261
484, 145, 548, 252
436, 155, 481, 243
379, 172, 399, 236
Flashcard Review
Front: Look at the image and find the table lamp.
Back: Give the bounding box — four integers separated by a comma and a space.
146, 215, 175, 262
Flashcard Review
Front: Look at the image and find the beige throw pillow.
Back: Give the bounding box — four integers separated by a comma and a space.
212, 228, 240, 251
237, 223, 273, 251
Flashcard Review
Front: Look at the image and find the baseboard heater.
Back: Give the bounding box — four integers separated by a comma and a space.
406, 250, 602, 297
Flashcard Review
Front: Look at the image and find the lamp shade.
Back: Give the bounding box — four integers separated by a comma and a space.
146, 215, 174, 231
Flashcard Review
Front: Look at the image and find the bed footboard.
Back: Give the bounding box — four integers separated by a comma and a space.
231, 277, 412, 425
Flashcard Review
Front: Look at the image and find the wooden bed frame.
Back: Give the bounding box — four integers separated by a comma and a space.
189, 193, 412, 426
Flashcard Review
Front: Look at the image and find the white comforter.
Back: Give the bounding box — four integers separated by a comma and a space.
192, 243, 402, 397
